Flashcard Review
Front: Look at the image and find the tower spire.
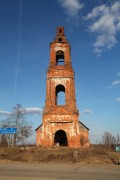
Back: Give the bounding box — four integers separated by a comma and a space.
57, 26, 64, 36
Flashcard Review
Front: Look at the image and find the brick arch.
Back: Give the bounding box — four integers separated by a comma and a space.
54, 129, 68, 146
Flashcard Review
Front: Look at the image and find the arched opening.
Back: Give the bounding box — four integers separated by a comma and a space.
55, 84, 65, 105
56, 50, 64, 65
58, 38, 62, 42
54, 130, 68, 146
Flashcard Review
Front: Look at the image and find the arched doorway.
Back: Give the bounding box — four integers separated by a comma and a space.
54, 130, 68, 146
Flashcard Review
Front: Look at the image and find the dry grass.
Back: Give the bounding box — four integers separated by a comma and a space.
0, 146, 120, 165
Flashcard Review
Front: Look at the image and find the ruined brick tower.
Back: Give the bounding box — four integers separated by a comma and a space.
36, 27, 89, 148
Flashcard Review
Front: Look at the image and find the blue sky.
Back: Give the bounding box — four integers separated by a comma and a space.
0, 0, 120, 144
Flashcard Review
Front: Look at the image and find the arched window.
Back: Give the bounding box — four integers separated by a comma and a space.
56, 51, 64, 65
55, 84, 65, 105
59, 29, 62, 33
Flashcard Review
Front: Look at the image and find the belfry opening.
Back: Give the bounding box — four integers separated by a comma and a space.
56, 50, 64, 65
56, 84, 65, 105
54, 130, 68, 146
35, 26, 90, 148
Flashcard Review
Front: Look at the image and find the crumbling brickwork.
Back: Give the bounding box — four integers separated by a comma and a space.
36, 27, 90, 148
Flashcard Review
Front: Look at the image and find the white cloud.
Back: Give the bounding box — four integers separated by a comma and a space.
0, 111, 11, 116
116, 97, 120, 102
0, 108, 43, 117
117, 72, 120, 76
117, 21, 120, 31
112, 80, 120, 87
58, 0, 84, 18
23, 108, 43, 115
107, 80, 120, 89
81, 109, 93, 115
85, 1, 120, 55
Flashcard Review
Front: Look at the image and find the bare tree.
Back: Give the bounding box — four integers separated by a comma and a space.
1, 104, 32, 146
0, 134, 8, 147
102, 131, 117, 148
117, 133, 120, 145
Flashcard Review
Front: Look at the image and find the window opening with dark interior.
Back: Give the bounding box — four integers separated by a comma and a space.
55, 84, 65, 105
56, 50, 64, 65
59, 29, 62, 33
58, 38, 62, 42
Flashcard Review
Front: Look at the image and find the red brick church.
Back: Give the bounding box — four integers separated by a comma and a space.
36, 27, 90, 148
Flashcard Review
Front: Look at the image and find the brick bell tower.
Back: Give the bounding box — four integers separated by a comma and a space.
36, 26, 89, 148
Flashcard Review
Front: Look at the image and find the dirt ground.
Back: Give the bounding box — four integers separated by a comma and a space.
0, 146, 120, 165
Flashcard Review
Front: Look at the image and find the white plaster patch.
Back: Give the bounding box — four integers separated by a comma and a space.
47, 115, 72, 122
54, 45, 66, 52
51, 77, 70, 86
51, 123, 55, 127
70, 127, 76, 136
76, 123, 80, 134
45, 125, 49, 133
69, 123, 76, 136
40, 132, 44, 138
49, 132, 52, 139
